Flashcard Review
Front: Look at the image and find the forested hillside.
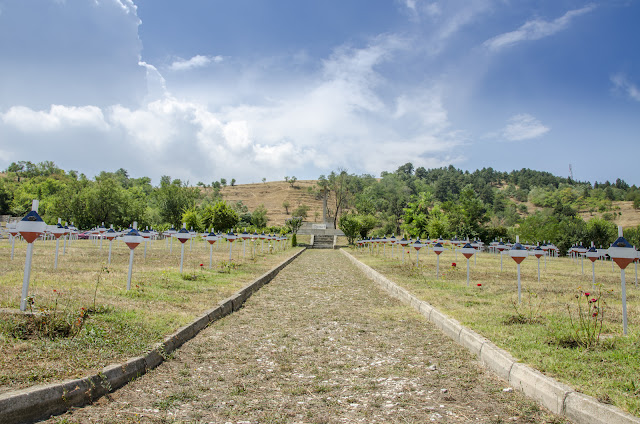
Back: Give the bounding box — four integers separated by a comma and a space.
2, 160, 640, 253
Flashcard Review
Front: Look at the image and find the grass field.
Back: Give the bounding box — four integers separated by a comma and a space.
349, 244, 640, 417
0, 236, 302, 394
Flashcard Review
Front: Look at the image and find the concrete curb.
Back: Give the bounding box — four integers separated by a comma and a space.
340, 249, 640, 424
0, 248, 306, 424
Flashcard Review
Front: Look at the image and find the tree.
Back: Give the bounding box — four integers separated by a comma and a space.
262, 177, 266, 184
293, 204, 310, 219
231, 178, 236, 186
585, 218, 617, 248
182, 207, 202, 232
207, 201, 239, 232
288, 176, 297, 188
155, 176, 199, 228
286, 216, 303, 234
220, 178, 227, 187
282, 201, 290, 214
339, 213, 361, 245
326, 170, 357, 228
402, 192, 433, 237
251, 204, 269, 228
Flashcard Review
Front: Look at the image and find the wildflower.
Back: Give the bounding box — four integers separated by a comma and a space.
200, 263, 204, 267
452, 262, 457, 267
584, 292, 591, 297
477, 283, 482, 287
590, 298, 597, 303
592, 312, 598, 317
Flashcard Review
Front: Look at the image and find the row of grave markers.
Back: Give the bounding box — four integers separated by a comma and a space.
356, 231, 638, 335
6, 200, 291, 312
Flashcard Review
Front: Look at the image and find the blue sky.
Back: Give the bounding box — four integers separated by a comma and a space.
0, 0, 638, 186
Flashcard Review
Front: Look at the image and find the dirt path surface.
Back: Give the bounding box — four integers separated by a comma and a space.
45, 250, 568, 423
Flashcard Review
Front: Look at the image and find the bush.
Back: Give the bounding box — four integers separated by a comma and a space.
293, 204, 310, 218
339, 213, 361, 245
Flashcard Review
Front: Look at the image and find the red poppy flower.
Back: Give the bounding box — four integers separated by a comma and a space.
451, 263, 457, 267
590, 298, 597, 303
477, 283, 482, 287
200, 263, 204, 267
592, 312, 598, 317
584, 292, 591, 297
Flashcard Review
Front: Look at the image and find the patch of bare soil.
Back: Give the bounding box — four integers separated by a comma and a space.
45, 250, 569, 423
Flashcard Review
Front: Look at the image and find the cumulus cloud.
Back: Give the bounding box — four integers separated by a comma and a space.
1, 105, 109, 132
484, 4, 596, 51
611, 73, 640, 102
0, 3, 466, 183
501, 114, 549, 141
169, 55, 223, 71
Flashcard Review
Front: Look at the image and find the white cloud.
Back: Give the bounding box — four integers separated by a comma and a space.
484, 4, 596, 51
611, 73, 640, 102
169, 55, 223, 71
1, 105, 109, 132
501, 114, 549, 141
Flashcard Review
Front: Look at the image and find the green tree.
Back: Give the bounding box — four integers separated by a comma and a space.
155, 177, 199, 228
585, 218, 617, 248
293, 204, 310, 219
402, 192, 433, 237
339, 213, 361, 245
182, 207, 203, 232
286, 216, 303, 234
251, 204, 269, 228
208, 201, 239, 232
357, 214, 378, 238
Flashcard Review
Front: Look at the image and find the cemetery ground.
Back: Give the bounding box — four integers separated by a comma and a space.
40, 249, 564, 424
0, 236, 303, 395
350, 246, 640, 417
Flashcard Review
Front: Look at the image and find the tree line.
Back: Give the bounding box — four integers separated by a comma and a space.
322, 164, 640, 253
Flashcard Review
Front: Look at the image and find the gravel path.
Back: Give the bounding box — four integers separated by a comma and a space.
47, 250, 567, 423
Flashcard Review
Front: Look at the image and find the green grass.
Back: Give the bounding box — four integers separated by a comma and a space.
0, 237, 301, 392
348, 245, 640, 417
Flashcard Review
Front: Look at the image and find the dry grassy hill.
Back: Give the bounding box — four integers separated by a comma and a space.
580, 201, 640, 228
218, 180, 327, 226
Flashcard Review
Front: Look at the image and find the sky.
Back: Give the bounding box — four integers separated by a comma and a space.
0, 0, 638, 186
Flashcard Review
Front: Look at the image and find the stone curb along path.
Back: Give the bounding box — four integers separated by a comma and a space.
340, 249, 640, 424
0, 248, 306, 424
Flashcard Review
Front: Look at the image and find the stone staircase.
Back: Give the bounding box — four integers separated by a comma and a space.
312, 235, 334, 249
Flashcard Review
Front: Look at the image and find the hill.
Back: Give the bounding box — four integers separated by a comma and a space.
218, 180, 326, 226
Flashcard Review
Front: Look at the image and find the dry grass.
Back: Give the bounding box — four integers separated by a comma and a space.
0, 236, 301, 394
349, 245, 640, 416
217, 180, 327, 226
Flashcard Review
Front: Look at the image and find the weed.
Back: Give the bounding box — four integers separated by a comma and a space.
505, 290, 542, 325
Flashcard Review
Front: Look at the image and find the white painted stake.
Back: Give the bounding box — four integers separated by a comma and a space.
127, 249, 134, 291
180, 242, 185, 273
466, 258, 470, 287
20, 243, 34, 311
54, 237, 60, 269
517, 263, 522, 304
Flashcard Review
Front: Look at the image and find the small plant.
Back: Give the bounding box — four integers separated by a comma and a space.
565, 287, 606, 348
505, 290, 541, 325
